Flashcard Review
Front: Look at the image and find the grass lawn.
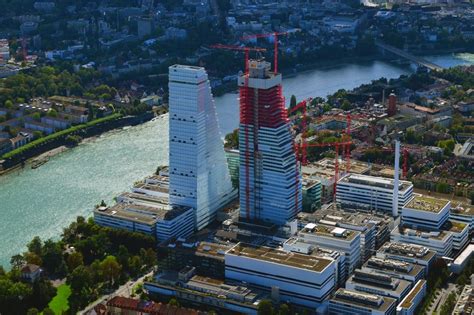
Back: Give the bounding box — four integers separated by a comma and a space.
47, 284, 71, 314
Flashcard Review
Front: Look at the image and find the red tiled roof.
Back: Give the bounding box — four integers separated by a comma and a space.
106, 296, 203, 315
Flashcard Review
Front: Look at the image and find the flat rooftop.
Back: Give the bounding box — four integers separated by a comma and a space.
300, 223, 358, 241
365, 257, 423, 277
118, 192, 169, 206
95, 202, 190, 224
380, 242, 436, 262
451, 202, 474, 216
133, 182, 169, 194
339, 174, 412, 192
196, 242, 232, 260
405, 195, 449, 213
227, 243, 333, 273
331, 289, 396, 312
399, 280, 426, 309
395, 226, 449, 241
308, 207, 391, 229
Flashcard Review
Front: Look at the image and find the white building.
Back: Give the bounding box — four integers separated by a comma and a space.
328, 289, 397, 315
450, 202, 474, 234
376, 242, 435, 274
336, 174, 414, 215
345, 269, 412, 302
298, 223, 361, 280
168, 65, 237, 230
396, 280, 427, 315
401, 195, 450, 230
362, 257, 424, 284
93, 203, 194, 242
391, 226, 453, 258
225, 243, 336, 308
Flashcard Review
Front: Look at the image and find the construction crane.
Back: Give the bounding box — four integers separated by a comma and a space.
210, 44, 268, 221
287, 98, 312, 166
241, 29, 300, 74
305, 141, 353, 201
209, 44, 267, 74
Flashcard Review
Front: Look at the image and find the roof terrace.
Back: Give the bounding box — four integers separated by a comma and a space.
405, 195, 450, 213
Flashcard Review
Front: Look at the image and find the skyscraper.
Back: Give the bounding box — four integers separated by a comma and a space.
239, 59, 302, 225
168, 65, 237, 231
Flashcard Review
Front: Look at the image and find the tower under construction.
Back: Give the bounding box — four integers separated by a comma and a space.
238, 59, 302, 225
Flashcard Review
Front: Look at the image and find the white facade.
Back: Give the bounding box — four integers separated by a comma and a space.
396, 280, 427, 315
329, 289, 397, 315
225, 243, 336, 308
298, 223, 361, 280
401, 195, 450, 230
390, 227, 453, 258
337, 174, 414, 215
168, 65, 236, 230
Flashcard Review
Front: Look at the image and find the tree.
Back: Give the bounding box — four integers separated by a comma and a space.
169, 298, 180, 307
67, 265, 93, 292
4, 100, 13, 109
46, 109, 58, 118
41, 240, 67, 276
469, 191, 474, 205
42, 308, 54, 315
67, 252, 84, 271
27, 308, 39, 315
10, 254, 25, 269
289, 95, 297, 109
27, 236, 43, 256
258, 299, 274, 315
24, 252, 42, 266
278, 304, 290, 315
100, 256, 121, 287
32, 131, 44, 139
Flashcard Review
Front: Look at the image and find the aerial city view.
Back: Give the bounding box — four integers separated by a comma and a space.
1, 0, 474, 314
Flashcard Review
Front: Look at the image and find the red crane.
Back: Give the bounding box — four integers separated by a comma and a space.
305, 141, 353, 201
210, 44, 267, 74
287, 98, 312, 166
241, 30, 299, 74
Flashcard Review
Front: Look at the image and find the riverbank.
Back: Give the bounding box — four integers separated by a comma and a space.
0, 112, 155, 175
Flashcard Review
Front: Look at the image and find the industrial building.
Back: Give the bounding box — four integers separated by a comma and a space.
328, 289, 397, 315
238, 59, 301, 225
225, 242, 336, 308
298, 223, 361, 279
336, 174, 414, 215
168, 65, 237, 230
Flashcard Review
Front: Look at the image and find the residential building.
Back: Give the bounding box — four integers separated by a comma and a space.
376, 242, 435, 274
345, 269, 412, 302
105, 296, 203, 315
225, 242, 336, 308
168, 65, 236, 231
20, 264, 42, 283
0, 138, 12, 155
298, 223, 361, 279
328, 289, 397, 315
336, 174, 414, 215
238, 59, 301, 225
396, 280, 427, 315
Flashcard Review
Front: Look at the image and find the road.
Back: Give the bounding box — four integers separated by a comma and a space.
79, 270, 154, 314
427, 283, 458, 314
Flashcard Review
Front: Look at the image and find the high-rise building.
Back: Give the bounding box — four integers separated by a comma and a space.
168, 65, 237, 231
238, 59, 301, 225
388, 92, 397, 117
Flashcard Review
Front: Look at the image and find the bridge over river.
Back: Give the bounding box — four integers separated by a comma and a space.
376, 41, 444, 71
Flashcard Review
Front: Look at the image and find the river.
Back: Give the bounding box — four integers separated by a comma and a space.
0, 53, 472, 268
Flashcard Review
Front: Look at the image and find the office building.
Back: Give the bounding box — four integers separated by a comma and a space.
401, 195, 450, 230
168, 65, 237, 230
345, 269, 411, 302
391, 226, 453, 257
450, 244, 474, 274
238, 59, 301, 225
93, 203, 194, 242
302, 177, 322, 212
396, 280, 427, 315
225, 243, 336, 308
376, 242, 435, 274
450, 202, 474, 234
283, 237, 347, 287
298, 223, 361, 279
328, 289, 397, 315
336, 174, 414, 215
362, 257, 424, 284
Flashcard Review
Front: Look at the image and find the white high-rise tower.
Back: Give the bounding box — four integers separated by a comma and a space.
168, 65, 237, 230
